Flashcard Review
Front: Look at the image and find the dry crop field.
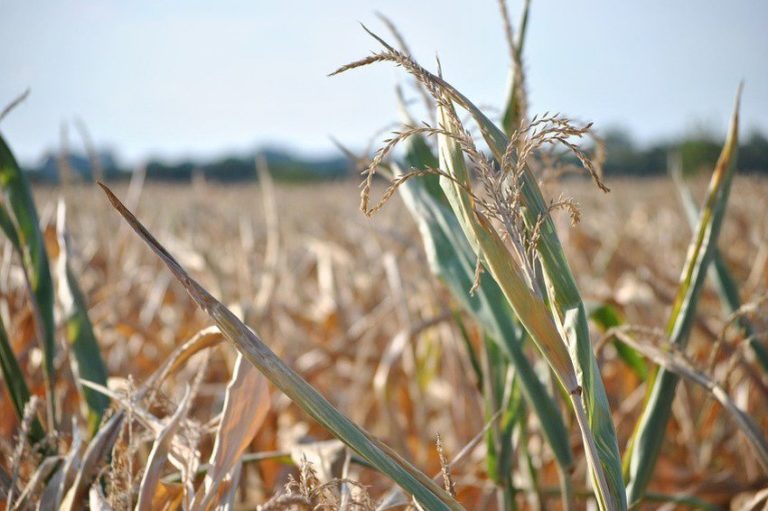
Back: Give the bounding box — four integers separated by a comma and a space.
2, 1, 768, 509
0, 175, 766, 510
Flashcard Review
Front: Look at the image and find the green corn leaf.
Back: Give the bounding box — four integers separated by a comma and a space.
56, 202, 110, 436
398, 124, 576, 504
430, 97, 618, 510
482, 337, 507, 483
405, 133, 438, 170
484, 336, 518, 478
501, 0, 530, 135
396, 117, 573, 475
516, 396, 549, 511
428, 82, 624, 511
396, 156, 574, 476
98, 183, 464, 511
451, 311, 484, 391
614, 328, 768, 475
587, 302, 647, 380
625, 89, 742, 505
0, 133, 57, 429
670, 161, 768, 373
335, 28, 621, 509
482, 341, 523, 510
0, 313, 46, 443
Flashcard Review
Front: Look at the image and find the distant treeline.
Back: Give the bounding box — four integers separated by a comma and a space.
601, 128, 768, 177
24, 148, 351, 184
23, 129, 768, 183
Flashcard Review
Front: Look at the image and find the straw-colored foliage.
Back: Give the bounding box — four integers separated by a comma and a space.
0, 175, 764, 508
1, 2, 768, 510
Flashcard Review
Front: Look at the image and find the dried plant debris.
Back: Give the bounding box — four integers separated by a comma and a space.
0, 3, 766, 511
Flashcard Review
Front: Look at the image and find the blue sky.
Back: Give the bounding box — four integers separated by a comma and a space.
1, 0, 766, 165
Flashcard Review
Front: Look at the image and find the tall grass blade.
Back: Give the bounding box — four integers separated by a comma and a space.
98, 183, 464, 511
625, 88, 742, 504
0, 89, 30, 124
56, 201, 110, 435
516, 397, 546, 511
482, 336, 519, 510
499, 0, 530, 135
0, 134, 58, 429
396, 159, 575, 476
432, 98, 614, 509
446, 81, 625, 511
332, 38, 626, 507
670, 158, 768, 373
587, 303, 647, 380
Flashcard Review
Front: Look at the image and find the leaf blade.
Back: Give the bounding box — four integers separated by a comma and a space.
56, 201, 110, 435
625, 89, 742, 504
0, 133, 58, 429
397, 160, 574, 474
98, 183, 464, 511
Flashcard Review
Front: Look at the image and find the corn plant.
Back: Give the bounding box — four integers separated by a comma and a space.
624, 89, 743, 504
332, 23, 627, 511
0, 134, 59, 432
330, 3, 761, 508
2, 2, 766, 509
670, 151, 768, 373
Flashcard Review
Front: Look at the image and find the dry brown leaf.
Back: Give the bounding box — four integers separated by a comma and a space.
135, 385, 192, 511
190, 353, 271, 510
60, 412, 124, 511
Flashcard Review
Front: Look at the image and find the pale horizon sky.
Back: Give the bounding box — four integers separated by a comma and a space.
1, 0, 767, 166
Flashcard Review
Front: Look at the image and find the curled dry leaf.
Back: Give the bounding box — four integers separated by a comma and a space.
60, 411, 124, 511
135, 385, 193, 511
97, 182, 463, 511
191, 353, 271, 510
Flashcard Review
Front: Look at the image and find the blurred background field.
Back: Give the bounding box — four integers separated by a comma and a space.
1, 175, 766, 507
2, 0, 768, 509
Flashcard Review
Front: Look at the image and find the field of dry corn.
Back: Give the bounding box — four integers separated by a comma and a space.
1, 176, 766, 509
